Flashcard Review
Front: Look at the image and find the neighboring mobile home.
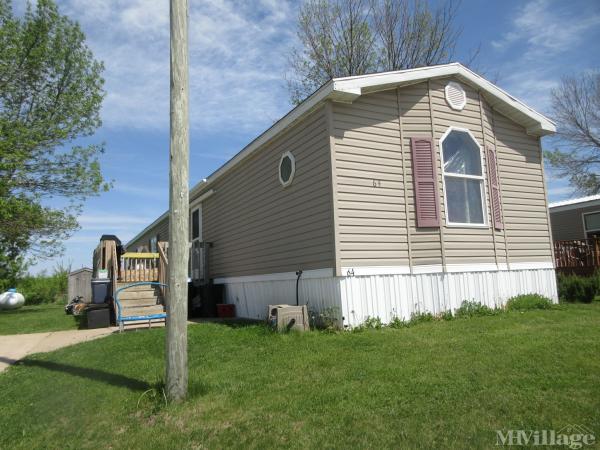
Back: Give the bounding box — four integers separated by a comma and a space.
549, 195, 600, 241
127, 63, 558, 327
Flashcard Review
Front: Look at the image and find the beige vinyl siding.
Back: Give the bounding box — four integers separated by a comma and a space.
400, 83, 443, 266
127, 216, 169, 252
330, 77, 553, 270
429, 79, 504, 266
198, 106, 334, 278
492, 110, 553, 263
551, 204, 600, 241
332, 90, 410, 268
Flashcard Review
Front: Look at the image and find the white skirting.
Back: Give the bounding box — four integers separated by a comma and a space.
339, 268, 557, 327
222, 274, 341, 321
220, 266, 558, 328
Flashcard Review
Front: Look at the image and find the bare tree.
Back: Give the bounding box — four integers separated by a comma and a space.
287, 0, 377, 105
287, 0, 467, 104
373, 0, 460, 71
546, 72, 600, 195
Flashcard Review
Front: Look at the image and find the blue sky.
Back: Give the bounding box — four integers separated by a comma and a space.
26, 0, 600, 274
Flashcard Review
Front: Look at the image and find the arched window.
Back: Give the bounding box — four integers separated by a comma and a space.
440, 128, 487, 226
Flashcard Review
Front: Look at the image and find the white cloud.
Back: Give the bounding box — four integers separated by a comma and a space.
78, 213, 156, 227
490, 0, 600, 114
60, 0, 298, 132
112, 181, 168, 200
548, 185, 573, 197
491, 0, 600, 58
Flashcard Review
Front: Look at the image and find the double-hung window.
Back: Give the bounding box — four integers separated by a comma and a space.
440, 128, 487, 226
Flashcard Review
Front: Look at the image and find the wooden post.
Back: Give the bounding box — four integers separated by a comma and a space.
166, 0, 189, 402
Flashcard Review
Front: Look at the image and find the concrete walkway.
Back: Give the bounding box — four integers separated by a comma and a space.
0, 327, 117, 373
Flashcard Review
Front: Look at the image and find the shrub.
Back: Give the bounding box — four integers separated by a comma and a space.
454, 300, 498, 318
14, 263, 69, 305
309, 307, 341, 331
388, 316, 407, 328
557, 274, 596, 303
440, 310, 454, 321
506, 293, 553, 311
408, 311, 434, 325
362, 316, 383, 329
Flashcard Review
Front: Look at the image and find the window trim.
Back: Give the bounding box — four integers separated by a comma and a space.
190, 204, 202, 242
582, 210, 600, 238
439, 126, 489, 228
278, 151, 296, 187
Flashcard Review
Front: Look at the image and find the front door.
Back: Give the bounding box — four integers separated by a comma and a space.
190, 205, 203, 283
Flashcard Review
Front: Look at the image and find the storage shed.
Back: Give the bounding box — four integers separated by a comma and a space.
68, 268, 93, 304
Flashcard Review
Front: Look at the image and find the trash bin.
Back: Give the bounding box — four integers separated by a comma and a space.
86, 305, 110, 328
91, 278, 111, 304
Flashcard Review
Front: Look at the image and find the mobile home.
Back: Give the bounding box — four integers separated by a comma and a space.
127, 63, 558, 327
549, 195, 600, 241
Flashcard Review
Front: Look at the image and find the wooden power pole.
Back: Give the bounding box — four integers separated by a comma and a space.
167, 0, 189, 402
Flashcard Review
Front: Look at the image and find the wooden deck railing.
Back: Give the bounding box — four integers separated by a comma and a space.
554, 239, 600, 275
120, 252, 159, 282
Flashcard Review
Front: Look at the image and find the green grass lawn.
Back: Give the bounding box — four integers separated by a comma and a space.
1, 304, 599, 449
0, 303, 78, 335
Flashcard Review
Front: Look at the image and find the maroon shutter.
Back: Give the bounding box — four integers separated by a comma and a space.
411, 137, 440, 228
486, 146, 504, 230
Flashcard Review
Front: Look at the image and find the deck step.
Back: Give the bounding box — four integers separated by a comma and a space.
119, 298, 160, 308
121, 305, 165, 317
116, 283, 159, 292
118, 289, 160, 300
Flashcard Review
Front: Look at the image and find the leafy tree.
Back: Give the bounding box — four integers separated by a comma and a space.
0, 0, 107, 278
287, 0, 465, 104
546, 72, 600, 195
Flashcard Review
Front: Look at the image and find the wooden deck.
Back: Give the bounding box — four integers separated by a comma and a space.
554, 239, 600, 276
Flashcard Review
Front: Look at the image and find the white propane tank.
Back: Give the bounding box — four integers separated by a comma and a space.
0, 289, 25, 310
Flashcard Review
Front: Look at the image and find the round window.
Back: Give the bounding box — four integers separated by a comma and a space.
279, 151, 296, 187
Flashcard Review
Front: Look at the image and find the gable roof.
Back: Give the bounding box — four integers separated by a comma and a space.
549, 195, 600, 213
127, 63, 556, 248
189, 63, 555, 199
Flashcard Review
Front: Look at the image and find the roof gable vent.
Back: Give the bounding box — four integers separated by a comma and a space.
445, 81, 466, 110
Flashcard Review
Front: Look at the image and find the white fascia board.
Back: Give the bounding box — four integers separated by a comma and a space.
212, 262, 555, 284
341, 266, 411, 276
509, 261, 554, 270
333, 63, 556, 136
339, 262, 554, 276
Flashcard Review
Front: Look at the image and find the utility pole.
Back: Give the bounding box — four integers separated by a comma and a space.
166, 0, 189, 402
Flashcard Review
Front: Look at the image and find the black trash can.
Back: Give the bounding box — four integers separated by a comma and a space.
87, 306, 110, 329
91, 278, 111, 304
